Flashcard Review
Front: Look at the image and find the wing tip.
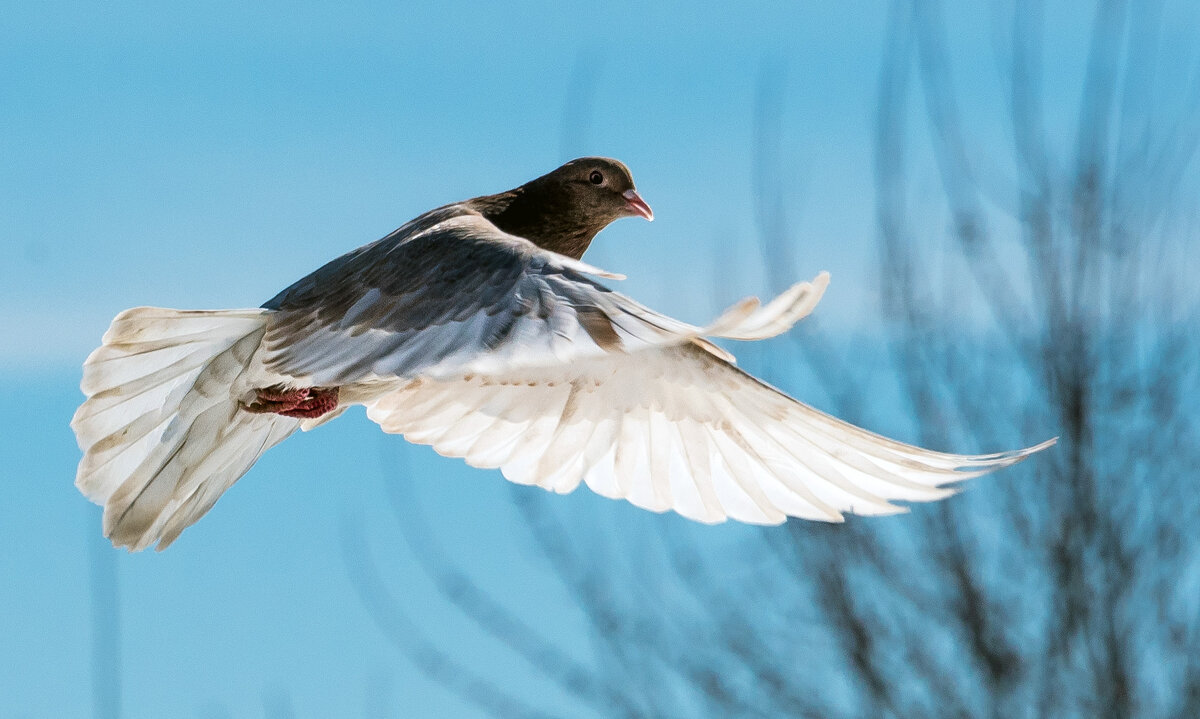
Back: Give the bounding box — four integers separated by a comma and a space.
958, 435, 1059, 471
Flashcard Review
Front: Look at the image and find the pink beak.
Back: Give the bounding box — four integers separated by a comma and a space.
622, 189, 654, 221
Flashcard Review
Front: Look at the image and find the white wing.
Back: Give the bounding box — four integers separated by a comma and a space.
258, 204, 1053, 524
367, 336, 1054, 525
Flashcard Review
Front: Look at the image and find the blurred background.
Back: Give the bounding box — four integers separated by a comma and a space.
3, 1, 1199, 717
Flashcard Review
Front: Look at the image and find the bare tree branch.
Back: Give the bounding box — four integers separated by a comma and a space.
88, 526, 121, 719
354, 3, 1200, 717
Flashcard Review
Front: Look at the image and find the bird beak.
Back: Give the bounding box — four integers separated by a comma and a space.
622, 189, 654, 222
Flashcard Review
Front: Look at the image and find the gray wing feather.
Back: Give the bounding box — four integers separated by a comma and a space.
259, 207, 690, 385
259, 204, 831, 388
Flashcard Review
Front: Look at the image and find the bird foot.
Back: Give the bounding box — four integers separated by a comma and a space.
242, 386, 339, 419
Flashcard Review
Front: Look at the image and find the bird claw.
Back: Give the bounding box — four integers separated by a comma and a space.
242, 386, 339, 419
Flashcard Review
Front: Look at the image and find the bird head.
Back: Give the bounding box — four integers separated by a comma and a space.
473, 157, 653, 259
545, 157, 654, 223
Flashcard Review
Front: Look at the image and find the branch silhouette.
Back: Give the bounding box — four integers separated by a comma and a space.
351, 2, 1200, 716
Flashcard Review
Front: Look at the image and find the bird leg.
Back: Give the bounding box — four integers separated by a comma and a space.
242, 385, 339, 419
277, 387, 339, 418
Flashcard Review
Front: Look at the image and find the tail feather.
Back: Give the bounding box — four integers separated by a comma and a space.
73, 307, 299, 551
155, 415, 297, 548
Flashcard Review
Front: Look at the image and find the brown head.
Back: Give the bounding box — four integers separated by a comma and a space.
467, 157, 653, 259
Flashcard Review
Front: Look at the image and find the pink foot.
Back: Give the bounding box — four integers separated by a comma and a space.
256, 386, 311, 404
243, 386, 339, 419
277, 388, 339, 418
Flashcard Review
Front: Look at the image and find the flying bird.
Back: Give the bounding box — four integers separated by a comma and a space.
72, 157, 1055, 551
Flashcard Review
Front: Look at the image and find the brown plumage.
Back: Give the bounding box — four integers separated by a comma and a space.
466, 157, 653, 259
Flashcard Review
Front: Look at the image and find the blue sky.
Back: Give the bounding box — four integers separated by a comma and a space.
1, 0, 941, 369
3, 1, 1198, 717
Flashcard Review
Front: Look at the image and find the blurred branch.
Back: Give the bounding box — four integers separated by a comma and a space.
380, 463, 648, 719
341, 504, 564, 719
262, 689, 296, 719
751, 60, 866, 425
356, 2, 1200, 717
88, 528, 121, 719
559, 51, 601, 161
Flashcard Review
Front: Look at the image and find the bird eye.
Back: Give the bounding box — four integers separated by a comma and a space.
589, 170, 604, 185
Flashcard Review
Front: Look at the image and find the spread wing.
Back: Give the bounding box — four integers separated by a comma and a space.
366, 343, 1054, 524
259, 205, 826, 386
262, 205, 1053, 522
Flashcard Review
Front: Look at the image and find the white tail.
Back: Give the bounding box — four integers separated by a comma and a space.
72, 307, 300, 551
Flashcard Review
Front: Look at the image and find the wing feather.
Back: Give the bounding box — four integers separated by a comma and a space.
366, 343, 1055, 525
253, 201, 1049, 526
259, 205, 832, 388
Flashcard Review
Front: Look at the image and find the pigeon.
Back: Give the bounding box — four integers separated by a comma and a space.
72, 157, 1055, 551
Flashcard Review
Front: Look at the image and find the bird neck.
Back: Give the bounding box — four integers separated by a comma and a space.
470, 186, 599, 260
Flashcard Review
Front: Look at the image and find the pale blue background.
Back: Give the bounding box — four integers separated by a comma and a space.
3, 2, 1196, 717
